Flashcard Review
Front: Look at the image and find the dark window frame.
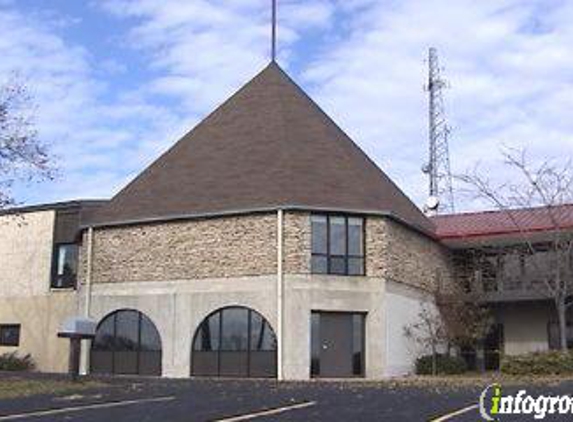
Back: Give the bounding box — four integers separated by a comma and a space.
191, 306, 277, 378
311, 214, 365, 276
51, 243, 79, 289
0, 324, 21, 347
90, 309, 162, 376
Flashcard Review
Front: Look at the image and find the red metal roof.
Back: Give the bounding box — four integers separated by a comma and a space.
431, 204, 573, 240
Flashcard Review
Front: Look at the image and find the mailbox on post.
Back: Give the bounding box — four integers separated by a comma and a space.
58, 317, 97, 381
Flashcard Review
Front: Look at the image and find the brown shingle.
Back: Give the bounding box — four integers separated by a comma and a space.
90, 62, 432, 232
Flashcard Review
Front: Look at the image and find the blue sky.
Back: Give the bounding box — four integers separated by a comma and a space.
1, 0, 572, 211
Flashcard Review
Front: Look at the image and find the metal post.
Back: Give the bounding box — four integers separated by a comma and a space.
271, 0, 277, 61
277, 209, 284, 380
68, 337, 81, 382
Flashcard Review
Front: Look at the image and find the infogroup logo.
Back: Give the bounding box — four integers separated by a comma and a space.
479, 383, 573, 420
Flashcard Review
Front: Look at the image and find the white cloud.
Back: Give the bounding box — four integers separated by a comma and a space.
0, 4, 185, 204
4, 0, 573, 214
301, 0, 573, 211
98, 0, 336, 113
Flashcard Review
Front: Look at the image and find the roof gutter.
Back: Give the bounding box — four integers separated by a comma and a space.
80, 205, 437, 241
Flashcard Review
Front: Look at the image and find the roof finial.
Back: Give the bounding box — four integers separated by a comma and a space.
271, 0, 277, 61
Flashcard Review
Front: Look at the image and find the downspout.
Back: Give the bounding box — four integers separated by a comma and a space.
84, 227, 94, 318
80, 227, 94, 376
277, 209, 284, 380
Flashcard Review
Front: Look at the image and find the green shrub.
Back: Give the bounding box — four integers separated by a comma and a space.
415, 354, 467, 375
502, 350, 573, 375
0, 352, 36, 371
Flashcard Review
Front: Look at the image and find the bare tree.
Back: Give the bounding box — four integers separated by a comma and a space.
459, 148, 573, 351
404, 301, 447, 375
0, 74, 53, 208
436, 287, 493, 350
405, 278, 493, 374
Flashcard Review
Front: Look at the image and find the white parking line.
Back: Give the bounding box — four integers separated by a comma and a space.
214, 401, 317, 422
0, 396, 176, 421
429, 404, 479, 422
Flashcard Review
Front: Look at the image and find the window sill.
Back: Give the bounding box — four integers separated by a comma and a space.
49, 287, 77, 293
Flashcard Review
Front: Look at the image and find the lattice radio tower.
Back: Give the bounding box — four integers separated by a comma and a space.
422, 47, 455, 215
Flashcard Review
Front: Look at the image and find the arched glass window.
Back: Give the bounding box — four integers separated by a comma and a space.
192, 306, 277, 378
91, 309, 162, 376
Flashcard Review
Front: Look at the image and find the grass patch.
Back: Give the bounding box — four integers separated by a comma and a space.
378, 373, 573, 391
0, 376, 106, 399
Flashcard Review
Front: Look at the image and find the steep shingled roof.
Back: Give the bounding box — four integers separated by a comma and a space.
90, 62, 432, 233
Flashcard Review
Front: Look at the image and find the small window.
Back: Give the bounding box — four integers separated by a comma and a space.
0, 324, 21, 346
311, 214, 365, 276
52, 244, 78, 289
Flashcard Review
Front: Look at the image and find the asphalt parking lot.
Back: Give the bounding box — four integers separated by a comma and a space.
1, 376, 573, 421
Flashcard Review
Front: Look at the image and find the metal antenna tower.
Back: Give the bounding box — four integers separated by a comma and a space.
422, 47, 455, 215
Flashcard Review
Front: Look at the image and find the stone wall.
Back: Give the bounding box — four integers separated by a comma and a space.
283, 211, 311, 274
367, 217, 453, 291
83, 213, 278, 284
79, 211, 452, 290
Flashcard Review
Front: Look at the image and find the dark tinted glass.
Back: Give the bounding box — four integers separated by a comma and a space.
92, 315, 115, 351
311, 215, 364, 276
53, 244, 78, 288
249, 351, 277, 377
250, 313, 277, 351
140, 314, 162, 352
348, 218, 363, 256
191, 307, 277, 378
194, 312, 220, 351
139, 351, 162, 375
310, 313, 320, 376
220, 351, 249, 377
311, 255, 328, 274
311, 215, 327, 254
192, 351, 219, 376
348, 257, 364, 276
0, 325, 20, 346
90, 310, 162, 376
115, 310, 139, 351
352, 314, 364, 375
329, 217, 346, 255
221, 308, 249, 351
330, 256, 346, 275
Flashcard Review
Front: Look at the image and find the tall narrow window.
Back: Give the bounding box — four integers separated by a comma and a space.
51, 244, 78, 289
311, 215, 364, 276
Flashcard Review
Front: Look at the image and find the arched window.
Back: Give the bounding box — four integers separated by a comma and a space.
91, 309, 162, 376
192, 306, 277, 378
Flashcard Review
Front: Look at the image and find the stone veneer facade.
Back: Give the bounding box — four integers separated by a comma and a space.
80, 211, 450, 290
366, 217, 453, 290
